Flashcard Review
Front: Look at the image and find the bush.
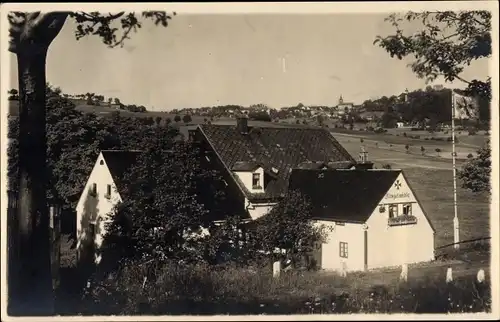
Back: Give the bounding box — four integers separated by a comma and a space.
374, 128, 386, 134
82, 261, 491, 315
467, 153, 474, 159
382, 163, 392, 169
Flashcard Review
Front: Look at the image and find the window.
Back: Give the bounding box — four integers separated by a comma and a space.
252, 173, 261, 189
403, 203, 412, 216
339, 242, 348, 258
90, 183, 97, 196
105, 184, 112, 199
388, 204, 398, 218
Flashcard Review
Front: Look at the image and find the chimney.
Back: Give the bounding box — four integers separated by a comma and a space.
236, 115, 249, 134
355, 146, 374, 170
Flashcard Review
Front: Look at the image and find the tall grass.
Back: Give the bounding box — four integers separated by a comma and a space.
80, 261, 491, 315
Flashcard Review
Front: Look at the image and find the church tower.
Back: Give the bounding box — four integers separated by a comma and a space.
339, 95, 344, 105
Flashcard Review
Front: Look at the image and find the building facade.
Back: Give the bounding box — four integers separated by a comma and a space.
289, 169, 435, 272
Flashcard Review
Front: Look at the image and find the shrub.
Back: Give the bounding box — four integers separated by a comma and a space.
382, 163, 392, 169
82, 261, 492, 315
467, 153, 474, 159
468, 129, 477, 136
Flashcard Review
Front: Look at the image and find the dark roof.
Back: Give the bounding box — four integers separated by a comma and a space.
288, 169, 401, 223
101, 150, 142, 195
231, 161, 262, 172
198, 124, 356, 202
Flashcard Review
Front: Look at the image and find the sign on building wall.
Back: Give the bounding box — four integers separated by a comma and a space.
382, 177, 415, 204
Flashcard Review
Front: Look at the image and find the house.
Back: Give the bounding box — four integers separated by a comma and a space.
359, 110, 384, 122
288, 168, 435, 272
75, 150, 141, 264
336, 95, 355, 114
190, 116, 360, 220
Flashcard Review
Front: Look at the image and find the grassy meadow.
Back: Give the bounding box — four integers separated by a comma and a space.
335, 132, 490, 248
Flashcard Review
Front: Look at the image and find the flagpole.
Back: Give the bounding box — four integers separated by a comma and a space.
451, 90, 460, 249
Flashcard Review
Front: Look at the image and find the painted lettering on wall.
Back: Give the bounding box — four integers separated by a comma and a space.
384, 192, 410, 200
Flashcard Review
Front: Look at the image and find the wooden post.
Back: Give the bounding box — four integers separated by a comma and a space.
446, 267, 453, 283
477, 269, 485, 283
400, 263, 408, 282
273, 261, 281, 278
340, 262, 347, 277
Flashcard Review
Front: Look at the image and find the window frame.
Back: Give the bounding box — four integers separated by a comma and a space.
90, 183, 97, 196
105, 184, 112, 199
388, 204, 399, 218
402, 203, 412, 216
252, 172, 262, 189
339, 241, 348, 258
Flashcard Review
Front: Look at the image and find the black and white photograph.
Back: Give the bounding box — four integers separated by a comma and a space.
1, 2, 498, 320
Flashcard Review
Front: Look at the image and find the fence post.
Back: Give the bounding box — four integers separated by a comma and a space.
446, 267, 453, 283
400, 263, 408, 282
340, 262, 347, 277
477, 269, 485, 283
273, 261, 281, 278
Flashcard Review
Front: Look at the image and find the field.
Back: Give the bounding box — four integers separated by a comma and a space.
333, 132, 490, 248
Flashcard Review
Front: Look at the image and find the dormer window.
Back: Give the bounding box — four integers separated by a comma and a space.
252, 173, 262, 189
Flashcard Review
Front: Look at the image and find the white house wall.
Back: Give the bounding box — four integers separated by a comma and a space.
75, 152, 122, 263
233, 167, 265, 194
312, 220, 365, 272
365, 173, 435, 269
245, 198, 276, 220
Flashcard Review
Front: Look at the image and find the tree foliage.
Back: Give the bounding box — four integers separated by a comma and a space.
99, 131, 230, 267
374, 11, 491, 100
7, 85, 167, 207
251, 190, 327, 266
458, 140, 491, 193
182, 114, 193, 124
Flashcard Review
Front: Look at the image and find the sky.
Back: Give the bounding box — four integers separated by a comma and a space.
8, 13, 490, 111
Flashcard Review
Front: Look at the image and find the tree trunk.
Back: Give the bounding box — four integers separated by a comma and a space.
11, 47, 54, 315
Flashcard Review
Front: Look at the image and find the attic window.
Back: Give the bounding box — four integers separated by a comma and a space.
100, 160, 104, 165
252, 173, 262, 189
